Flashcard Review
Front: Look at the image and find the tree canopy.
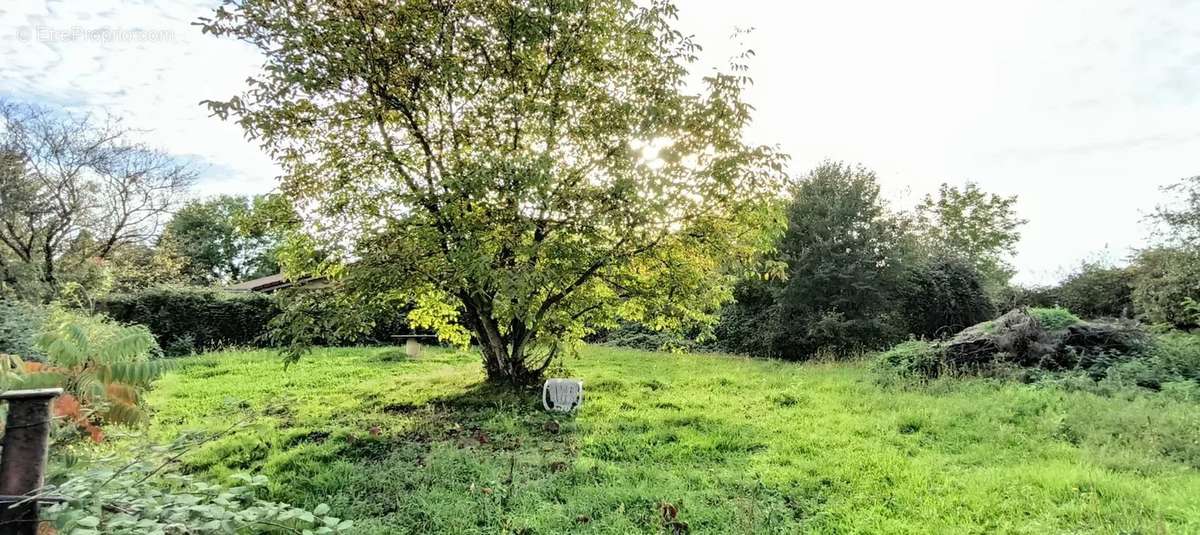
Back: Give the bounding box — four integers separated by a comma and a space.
1153, 175, 1200, 248
771, 161, 910, 357
914, 182, 1025, 291
1130, 247, 1200, 329
162, 195, 279, 284
201, 0, 786, 384
0, 100, 194, 300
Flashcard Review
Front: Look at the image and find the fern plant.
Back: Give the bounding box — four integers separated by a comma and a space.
13, 310, 170, 441
1184, 297, 1200, 328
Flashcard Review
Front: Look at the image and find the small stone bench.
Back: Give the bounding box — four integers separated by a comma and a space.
390, 335, 439, 357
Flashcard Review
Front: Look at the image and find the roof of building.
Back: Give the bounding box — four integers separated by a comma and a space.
226, 273, 322, 293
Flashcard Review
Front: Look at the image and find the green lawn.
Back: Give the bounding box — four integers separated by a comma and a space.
144, 346, 1200, 534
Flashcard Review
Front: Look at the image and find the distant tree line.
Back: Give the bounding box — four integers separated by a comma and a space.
4, 100, 1197, 372
697, 167, 1200, 359
0, 100, 299, 356
0, 100, 194, 301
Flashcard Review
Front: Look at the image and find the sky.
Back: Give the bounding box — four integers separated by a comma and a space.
2, 0, 1198, 285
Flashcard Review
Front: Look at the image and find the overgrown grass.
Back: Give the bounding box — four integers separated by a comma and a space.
143, 346, 1200, 533
978, 307, 1083, 335
1029, 307, 1083, 331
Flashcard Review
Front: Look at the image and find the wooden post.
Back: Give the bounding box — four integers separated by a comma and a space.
0, 388, 62, 535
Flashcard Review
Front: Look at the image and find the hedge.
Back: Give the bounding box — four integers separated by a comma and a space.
0, 297, 48, 361
98, 287, 279, 356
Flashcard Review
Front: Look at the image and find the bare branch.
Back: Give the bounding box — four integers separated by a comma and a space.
0, 99, 195, 295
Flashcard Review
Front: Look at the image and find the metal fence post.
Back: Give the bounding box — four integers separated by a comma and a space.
0, 388, 63, 535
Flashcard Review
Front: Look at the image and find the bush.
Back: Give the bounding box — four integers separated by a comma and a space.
1130, 247, 1200, 329
0, 297, 47, 360
1055, 263, 1135, 319
875, 340, 942, 379
38, 306, 163, 358
898, 258, 994, 339
710, 277, 780, 356
599, 322, 694, 352
993, 284, 1059, 311
1105, 332, 1200, 390
12, 308, 167, 441
1152, 332, 1200, 381
98, 287, 280, 356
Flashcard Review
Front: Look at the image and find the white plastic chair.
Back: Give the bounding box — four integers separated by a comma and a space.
542, 379, 583, 412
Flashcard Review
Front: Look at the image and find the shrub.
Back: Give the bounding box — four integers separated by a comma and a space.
1185, 297, 1200, 326
38, 306, 163, 358
993, 285, 1059, 311
1055, 263, 1135, 319
16, 308, 168, 441
875, 340, 942, 379
898, 257, 995, 339
600, 322, 694, 352
1101, 332, 1199, 394
1143, 332, 1200, 382
710, 277, 780, 356
98, 287, 280, 356
0, 297, 47, 360
1130, 247, 1200, 329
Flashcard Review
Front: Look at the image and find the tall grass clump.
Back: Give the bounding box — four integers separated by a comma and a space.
874, 340, 942, 382
1027, 307, 1082, 331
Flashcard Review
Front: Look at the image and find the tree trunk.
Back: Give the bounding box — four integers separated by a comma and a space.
476, 334, 541, 386
462, 296, 544, 386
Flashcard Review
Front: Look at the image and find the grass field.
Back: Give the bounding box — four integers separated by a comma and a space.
143, 346, 1200, 534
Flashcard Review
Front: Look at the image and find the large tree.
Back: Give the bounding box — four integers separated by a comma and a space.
0, 101, 194, 300
914, 182, 1025, 291
201, 0, 786, 384
162, 195, 280, 284
771, 161, 912, 358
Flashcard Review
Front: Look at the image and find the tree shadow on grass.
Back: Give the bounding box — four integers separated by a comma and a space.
343, 380, 577, 461
184, 378, 819, 532
279, 380, 591, 529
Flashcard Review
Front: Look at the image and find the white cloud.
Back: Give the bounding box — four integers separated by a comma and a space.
0, 0, 278, 198
672, 0, 1200, 284
2, 0, 1197, 284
